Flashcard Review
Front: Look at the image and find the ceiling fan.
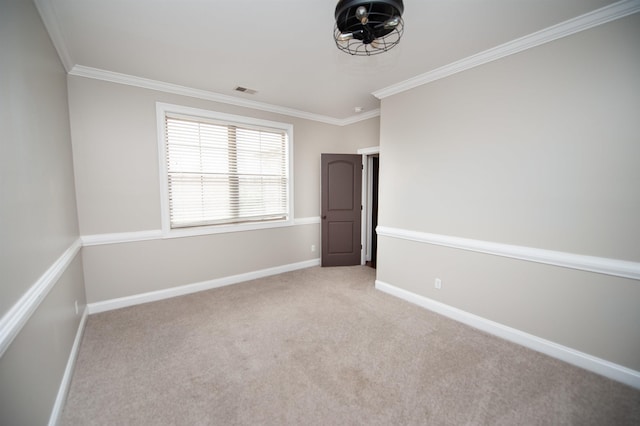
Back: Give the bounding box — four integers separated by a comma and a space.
333, 0, 405, 56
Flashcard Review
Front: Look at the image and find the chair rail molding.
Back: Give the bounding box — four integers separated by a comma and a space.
81, 217, 322, 247
0, 239, 82, 357
376, 226, 640, 281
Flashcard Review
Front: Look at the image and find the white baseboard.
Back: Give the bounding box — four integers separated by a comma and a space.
88, 258, 321, 314
375, 279, 640, 390
48, 306, 88, 426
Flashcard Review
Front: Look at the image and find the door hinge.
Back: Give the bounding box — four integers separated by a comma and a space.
361, 205, 363, 210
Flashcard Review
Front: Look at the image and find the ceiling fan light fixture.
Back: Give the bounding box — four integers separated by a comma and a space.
337, 32, 355, 42
333, 0, 404, 56
383, 16, 401, 29
355, 6, 369, 24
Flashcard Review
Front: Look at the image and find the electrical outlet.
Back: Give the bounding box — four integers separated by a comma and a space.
435, 278, 442, 290
74, 300, 79, 315
311, 244, 316, 252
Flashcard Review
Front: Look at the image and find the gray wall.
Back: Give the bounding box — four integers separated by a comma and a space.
377, 13, 640, 370
67, 76, 380, 302
0, 1, 86, 424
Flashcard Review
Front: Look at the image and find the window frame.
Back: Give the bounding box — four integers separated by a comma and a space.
156, 102, 294, 237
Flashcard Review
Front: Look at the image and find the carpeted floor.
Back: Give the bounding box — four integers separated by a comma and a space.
60, 266, 639, 425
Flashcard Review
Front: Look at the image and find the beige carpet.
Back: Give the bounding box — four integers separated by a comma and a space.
61, 266, 639, 425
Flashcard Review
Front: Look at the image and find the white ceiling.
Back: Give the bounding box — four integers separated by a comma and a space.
40, 0, 617, 121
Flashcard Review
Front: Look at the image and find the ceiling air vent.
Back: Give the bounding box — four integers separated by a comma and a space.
234, 86, 258, 95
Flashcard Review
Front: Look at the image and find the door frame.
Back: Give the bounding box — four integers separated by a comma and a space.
358, 146, 380, 265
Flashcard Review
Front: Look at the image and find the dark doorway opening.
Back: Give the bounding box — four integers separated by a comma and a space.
366, 155, 379, 269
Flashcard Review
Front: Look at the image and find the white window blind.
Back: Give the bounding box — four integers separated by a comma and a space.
164, 113, 289, 229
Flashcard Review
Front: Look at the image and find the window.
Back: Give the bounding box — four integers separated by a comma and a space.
157, 103, 293, 234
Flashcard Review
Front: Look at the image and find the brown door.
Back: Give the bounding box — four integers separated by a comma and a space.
321, 154, 362, 266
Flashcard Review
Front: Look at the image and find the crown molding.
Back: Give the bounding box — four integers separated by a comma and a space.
339, 109, 381, 125
39, 0, 636, 124
68, 65, 378, 126
372, 0, 640, 99
34, 0, 74, 72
